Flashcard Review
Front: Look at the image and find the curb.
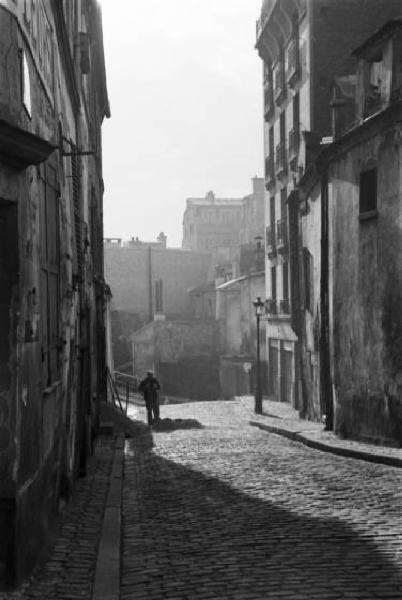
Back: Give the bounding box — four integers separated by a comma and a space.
249, 420, 402, 469
92, 432, 124, 600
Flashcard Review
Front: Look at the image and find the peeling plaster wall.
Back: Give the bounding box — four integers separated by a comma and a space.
299, 183, 322, 421
329, 122, 402, 445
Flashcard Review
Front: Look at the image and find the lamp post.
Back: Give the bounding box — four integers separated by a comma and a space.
253, 296, 265, 414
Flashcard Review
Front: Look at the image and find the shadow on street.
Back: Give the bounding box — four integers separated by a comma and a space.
121, 434, 402, 599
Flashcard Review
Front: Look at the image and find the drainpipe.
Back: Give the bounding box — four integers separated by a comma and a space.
148, 246, 153, 321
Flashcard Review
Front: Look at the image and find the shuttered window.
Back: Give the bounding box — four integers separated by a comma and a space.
40, 163, 60, 386
302, 247, 314, 313
71, 151, 83, 278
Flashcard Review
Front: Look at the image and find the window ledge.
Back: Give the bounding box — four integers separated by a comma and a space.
359, 209, 378, 222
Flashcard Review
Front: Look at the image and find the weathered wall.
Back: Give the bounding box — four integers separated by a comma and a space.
104, 244, 211, 319
0, 1, 109, 585
329, 121, 402, 445
131, 319, 219, 400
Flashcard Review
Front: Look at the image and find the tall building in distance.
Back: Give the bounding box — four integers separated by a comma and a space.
182, 177, 265, 280
256, 0, 402, 408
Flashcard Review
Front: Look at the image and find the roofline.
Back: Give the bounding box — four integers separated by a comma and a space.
352, 19, 402, 57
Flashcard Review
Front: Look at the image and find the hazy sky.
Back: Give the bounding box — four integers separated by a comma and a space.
101, 0, 263, 248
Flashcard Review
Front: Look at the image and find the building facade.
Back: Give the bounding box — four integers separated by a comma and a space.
0, 0, 109, 586
104, 237, 212, 371
291, 19, 402, 447
256, 0, 402, 409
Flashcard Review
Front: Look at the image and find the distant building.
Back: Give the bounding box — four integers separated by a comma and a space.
104, 237, 211, 372
255, 0, 402, 409
182, 178, 265, 280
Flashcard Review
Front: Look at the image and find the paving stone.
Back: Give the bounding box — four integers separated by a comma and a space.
0, 436, 114, 600
121, 400, 402, 600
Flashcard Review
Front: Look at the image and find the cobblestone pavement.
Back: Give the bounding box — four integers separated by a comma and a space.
0, 436, 114, 600
122, 400, 402, 600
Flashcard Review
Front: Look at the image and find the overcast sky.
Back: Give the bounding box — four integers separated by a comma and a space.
101, 0, 263, 248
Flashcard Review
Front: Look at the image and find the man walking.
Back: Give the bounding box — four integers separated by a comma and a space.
138, 371, 161, 426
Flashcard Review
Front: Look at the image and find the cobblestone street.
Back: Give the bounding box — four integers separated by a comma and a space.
0, 437, 115, 600
122, 401, 402, 600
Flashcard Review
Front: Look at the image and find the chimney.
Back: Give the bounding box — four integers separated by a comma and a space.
157, 232, 167, 248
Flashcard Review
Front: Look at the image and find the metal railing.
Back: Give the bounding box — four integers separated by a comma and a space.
107, 368, 140, 414
266, 225, 276, 256
275, 142, 287, 175
288, 127, 300, 160
276, 218, 288, 251
265, 155, 275, 185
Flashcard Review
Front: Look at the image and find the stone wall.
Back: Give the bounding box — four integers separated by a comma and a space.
329, 119, 402, 445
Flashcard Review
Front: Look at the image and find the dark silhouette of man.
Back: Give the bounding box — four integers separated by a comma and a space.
138, 371, 160, 426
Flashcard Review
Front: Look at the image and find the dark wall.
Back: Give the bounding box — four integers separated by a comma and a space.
159, 358, 220, 401
312, 0, 402, 137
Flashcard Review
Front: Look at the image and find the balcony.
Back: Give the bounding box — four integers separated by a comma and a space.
276, 218, 288, 254
265, 155, 275, 189
275, 142, 287, 178
265, 298, 277, 316
264, 85, 275, 122
288, 128, 300, 170
265, 225, 276, 258
286, 39, 300, 87
279, 298, 290, 315
274, 63, 286, 106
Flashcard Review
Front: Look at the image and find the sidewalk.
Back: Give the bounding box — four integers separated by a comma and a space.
236, 395, 402, 468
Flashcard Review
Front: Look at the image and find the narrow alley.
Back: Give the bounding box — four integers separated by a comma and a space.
121, 402, 402, 600
1, 400, 402, 600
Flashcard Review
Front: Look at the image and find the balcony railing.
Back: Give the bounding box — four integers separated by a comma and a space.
286, 39, 300, 87
276, 218, 288, 253
264, 85, 275, 121
274, 63, 286, 105
279, 298, 290, 315
288, 128, 300, 168
275, 142, 287, 177
265, 155, 275, 187
265, 225, 276, 257
265, 298, 277, 316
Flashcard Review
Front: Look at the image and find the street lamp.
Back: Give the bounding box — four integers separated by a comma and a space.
253, 296, 265, 414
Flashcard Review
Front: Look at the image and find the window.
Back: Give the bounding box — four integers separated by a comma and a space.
271, 265, 277, 302
280, 111, 286, 145
283, 262, 289, 301
302, 248, 314, 313
280, 188, 287, 220
39, 163, 60, 386
293, 93, 300, 131
359, 168, 377, 217
155, 279, 163, 313
269, 126, 274, 157
270, 195, 275, 228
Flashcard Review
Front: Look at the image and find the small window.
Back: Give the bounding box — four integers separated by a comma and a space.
359, 168, 377, 218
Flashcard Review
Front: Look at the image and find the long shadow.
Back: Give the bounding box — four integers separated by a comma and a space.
121, 434, 402, 599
